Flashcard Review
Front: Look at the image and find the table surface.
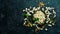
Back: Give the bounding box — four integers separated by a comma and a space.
0, 0, 60, 34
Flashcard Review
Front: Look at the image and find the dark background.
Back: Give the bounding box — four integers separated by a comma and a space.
0, 0, 60, 34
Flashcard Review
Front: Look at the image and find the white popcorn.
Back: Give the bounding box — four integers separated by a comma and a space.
53, 10, 56, 14
48, 24, 52, 26
23, 9, 25, 12
54, 15, 56, 18
37, 7, 40, 10
35, 8, 38, 11
33, 7, 36, 10
48, 11, 51, 15
52, 23, 55, 25
23, 21, 26, 25
46, 7, 54, 10
24, 18, 27, 21
27, 12, 31, 16
36, 25, 40, 29
32, 24, 36, 26
45, 28, 48, 31
42, 8, 44, 11
30, 10, 34, 13
46, 21, 49, 23
47, 15, 49, 18
27, 9, 30, 11
40, 28, 43, 30
45, 10, 48, 13
26, 8, 28, 11
49, 21, 52, 23
46, 7, 48, 10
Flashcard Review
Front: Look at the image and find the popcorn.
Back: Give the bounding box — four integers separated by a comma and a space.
30, 10, 34, 13
42, 8, 45, 11
46, 7, 54, 10
24, 18, 27, 21
26, 8, 28, 10
48, 24, 52, 26
46, 21, 49, 23
35, 8, 38, 11
45, 28, 48, 31
27, 12, 31, 16
52, 23, 55, 25
23, 2, 56, 32
37, 7, 40, 10
27, 9, 30, 11
23, 9, 25, 12
33, 7, 36, 10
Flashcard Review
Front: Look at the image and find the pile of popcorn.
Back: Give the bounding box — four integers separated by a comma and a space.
23, 2, 56, 32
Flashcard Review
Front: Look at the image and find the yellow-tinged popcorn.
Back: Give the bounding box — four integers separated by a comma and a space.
33, 11, 45, 23
39, 2, 44, 7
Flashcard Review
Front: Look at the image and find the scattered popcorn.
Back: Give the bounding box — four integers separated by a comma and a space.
23, 2, 56, 32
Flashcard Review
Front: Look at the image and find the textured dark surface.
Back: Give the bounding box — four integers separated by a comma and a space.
0, 0, 60, 34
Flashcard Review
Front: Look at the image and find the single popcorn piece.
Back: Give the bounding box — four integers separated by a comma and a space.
23, 9, 25, 12
33, 7, 36, 10
48, 24, 52, 26
24, 18, 27, 21
37, 7, 40, 10
45, 28, 48, 31
42, 8, 45, 11
39, 1, 44, 7
30, 10, 34, 13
